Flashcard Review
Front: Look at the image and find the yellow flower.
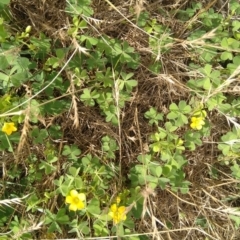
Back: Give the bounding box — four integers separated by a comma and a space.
108, 204, 126, 224
190, 117, 205, 130
65, 190, 86, 211
2, 122, 17, 135
116, 197, 121, 204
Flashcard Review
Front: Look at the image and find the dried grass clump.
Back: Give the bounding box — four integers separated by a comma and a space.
9, 0, 67, 37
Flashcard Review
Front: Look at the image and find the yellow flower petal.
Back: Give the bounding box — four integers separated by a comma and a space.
76, 201, 84, 210
190, 117, 205, 130
116, 197, 121, 204
70, 190, 78, 197
108, 211, 114, 217
113, 217, 119, 224
118, 206, 126, 214
69, 203, 78, 211
196, 124, 203, 130
110, 204, 117, 213
191, 117, 197, 122
65, 195, 73, 204
2, 122, 17, 135
78, 193, 86, 201
109, 204, 127, 224
190, 122, 196, 129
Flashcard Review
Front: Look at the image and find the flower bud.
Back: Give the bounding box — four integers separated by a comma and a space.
25, 25, 32, 33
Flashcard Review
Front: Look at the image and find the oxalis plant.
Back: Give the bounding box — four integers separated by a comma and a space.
136, 103, 208, 193
0, 0, 240, 239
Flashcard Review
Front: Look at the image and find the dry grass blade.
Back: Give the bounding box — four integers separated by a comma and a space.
0, 195, 28, 208
12, 221, 43, 240
205, 65, 240, 101
16, 109, 30, 162
66, 70, 80, 129
135, 0, 146, 21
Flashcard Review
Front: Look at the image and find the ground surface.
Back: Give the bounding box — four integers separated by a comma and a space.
1, 0, 240, 239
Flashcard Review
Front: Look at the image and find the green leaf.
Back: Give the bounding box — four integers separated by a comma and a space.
135, 164, 147, 175
0, 72, 9, 82
86, 36, 98, 46
11, 71, 28, 87
230, 164, 240, 179
156, 128, 167, 139
75, 221, 90, 234
56, 48, 66, 59
162, 165, 172, 177
200, 49, 217, 62
125, 79, 138, 91
74, 176, 83, 189
145, 175, 158, 189
121, 72, 134, 80
48, 221, 61, 233
80, 89, 99, 106
68, 167, 80, 177
86, 52, 107, 69
165, 122, 177, 132
179, 101, 191, 113
56, 208, 69, 224
137, 154, 151, 164
207, 93, 226, 111
81, 154, 91, 166
228, 38, 240, 49
221, 51, 233, 61
203, 77, 211, 90
87, 198, 101, 215
18, 57, 30, 68
45, 56, 59, 69
137, 11, 149, 27
39, 160, 56, 174
31, 128, 48, 144
227, 56, 240, 73
149, 164, 162, 177
158, 177, 170, 189
151, 142, 161, 152
42, 100, 71, 114
144, 107, 163, 125
230, 215, 240, 229
0, 25, 8, 41
0, 55, 10, 69
0, 0, 10, 5
62, 145, 81, 161
48, 125, 62, 139
169, 103, 178, 111
184, 130, 202, 150
167, 111, 178, 119
232, 20, 240, 31
204, 64, 212, 76
59, 184, 70, 196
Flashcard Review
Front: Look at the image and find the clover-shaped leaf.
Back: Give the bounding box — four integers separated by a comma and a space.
62, 145, 81, 161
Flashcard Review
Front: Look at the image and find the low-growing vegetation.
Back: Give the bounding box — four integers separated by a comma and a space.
0, 0, 240, 239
